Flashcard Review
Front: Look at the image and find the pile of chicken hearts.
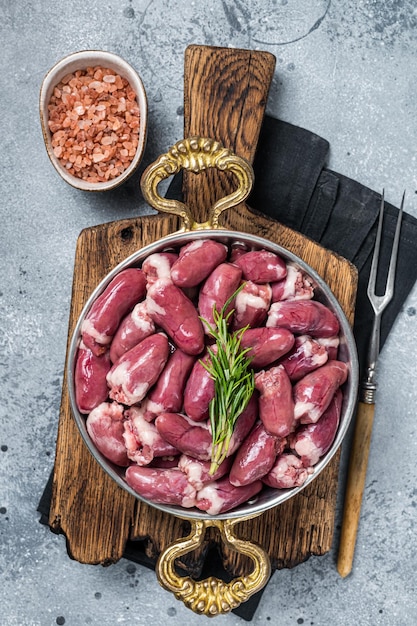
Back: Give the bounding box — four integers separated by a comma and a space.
74, 238, 348, 515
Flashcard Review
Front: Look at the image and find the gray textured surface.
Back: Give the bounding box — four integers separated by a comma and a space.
1, 1, 417, 625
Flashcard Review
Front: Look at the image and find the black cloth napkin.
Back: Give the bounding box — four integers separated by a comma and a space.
251, 116, 417, 376
38, 115, 417, 621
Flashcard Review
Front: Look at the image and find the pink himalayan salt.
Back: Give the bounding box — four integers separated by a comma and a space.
47, 66, 140, 183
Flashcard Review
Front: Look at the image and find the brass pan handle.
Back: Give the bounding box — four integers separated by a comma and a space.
156, 518, 271, 617
140, 137, 254, 231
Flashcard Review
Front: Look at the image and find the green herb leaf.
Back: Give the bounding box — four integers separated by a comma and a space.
199, 285, 255, 474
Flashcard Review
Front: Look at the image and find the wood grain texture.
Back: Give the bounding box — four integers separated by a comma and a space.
49, 45, 358, 575
337, 401, 375, 578
183, 45, 276, 224
50, 215, 180, 565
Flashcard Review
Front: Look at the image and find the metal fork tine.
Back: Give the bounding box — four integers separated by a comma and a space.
367, 190, 404, 312
364, 192, 404, 396
384, 191, 405, 304
366, 190, 385, 305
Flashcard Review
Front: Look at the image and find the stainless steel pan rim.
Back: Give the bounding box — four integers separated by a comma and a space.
67, 227, 359, 522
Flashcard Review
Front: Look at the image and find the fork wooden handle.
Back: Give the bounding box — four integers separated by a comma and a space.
337, 401, 375, 578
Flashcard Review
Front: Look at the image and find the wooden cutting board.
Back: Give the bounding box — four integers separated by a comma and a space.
49, 45, 357, 577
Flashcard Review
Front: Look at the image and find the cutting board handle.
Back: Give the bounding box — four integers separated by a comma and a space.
182, 45, 276, 225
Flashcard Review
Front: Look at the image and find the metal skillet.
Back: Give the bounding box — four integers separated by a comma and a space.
67, 136, 359, 616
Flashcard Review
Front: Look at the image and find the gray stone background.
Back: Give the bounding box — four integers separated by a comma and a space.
1, 1, 416, 625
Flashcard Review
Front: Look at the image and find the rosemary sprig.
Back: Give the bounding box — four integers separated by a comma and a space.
200, 287, 255, 475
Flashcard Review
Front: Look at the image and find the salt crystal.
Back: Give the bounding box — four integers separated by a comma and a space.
61, 73, 73, 85
89, 81, 104, 92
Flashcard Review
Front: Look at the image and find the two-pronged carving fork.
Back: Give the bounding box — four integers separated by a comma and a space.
337, 191, 404, 578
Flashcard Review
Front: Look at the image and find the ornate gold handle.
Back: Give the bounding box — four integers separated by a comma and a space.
140, 136, 254, 231
156, 518, 271, 616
